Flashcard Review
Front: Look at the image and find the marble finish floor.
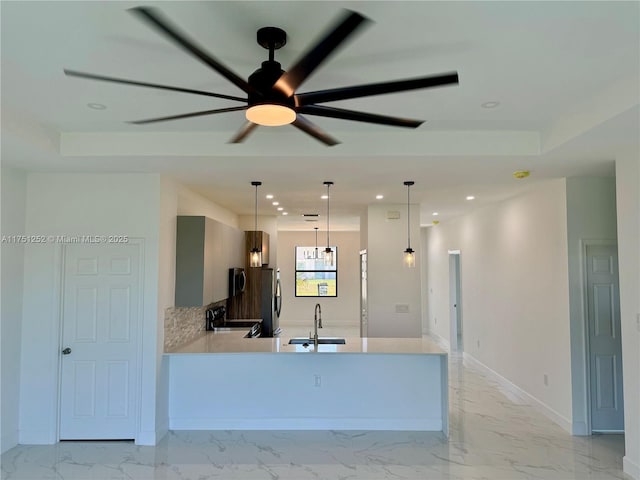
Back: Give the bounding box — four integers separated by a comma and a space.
1, 352, 629, 480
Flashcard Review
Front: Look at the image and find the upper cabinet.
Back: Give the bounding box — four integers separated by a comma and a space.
175, 216, 244, 307
245, 230, 270, 266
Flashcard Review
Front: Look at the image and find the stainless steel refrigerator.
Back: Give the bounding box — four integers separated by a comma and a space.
260, 268, 281, 337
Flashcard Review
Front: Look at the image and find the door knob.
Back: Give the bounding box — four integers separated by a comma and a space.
62, 347, 72, 355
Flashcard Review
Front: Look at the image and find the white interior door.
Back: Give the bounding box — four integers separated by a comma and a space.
586, 244, 624, 432
449, 253, 462, 351
59, 243, 140, 440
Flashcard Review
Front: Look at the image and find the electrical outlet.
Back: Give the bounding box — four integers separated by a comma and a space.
314, 375, 321, 387
395, 304, 409, 313
434, 317, 437, 325
544, 374, 549, 386
477, 339, 480, 348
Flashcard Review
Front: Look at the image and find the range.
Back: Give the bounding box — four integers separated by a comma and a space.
205, 306, 261, 338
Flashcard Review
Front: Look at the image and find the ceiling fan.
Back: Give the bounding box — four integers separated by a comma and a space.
65, 6, 459, 146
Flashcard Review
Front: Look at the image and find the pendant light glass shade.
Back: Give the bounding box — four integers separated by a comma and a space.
249, 247, 262, 268
403, 247, 415, 268
250, 181, 262, 268
323, 181, 334, 267
404, 181, 416, 268
314, 227, 319, 259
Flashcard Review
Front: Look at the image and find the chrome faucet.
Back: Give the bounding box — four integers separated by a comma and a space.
313, 303, 323, 346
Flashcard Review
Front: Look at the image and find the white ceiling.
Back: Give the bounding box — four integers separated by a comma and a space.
2, 1, 638, 230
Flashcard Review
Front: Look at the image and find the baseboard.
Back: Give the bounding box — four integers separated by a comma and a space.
170, 417, 443, 431
18, 429, 56, 445
624, 456, 640, 479
572, 421, 589, 436
135, 425, 167, 446
428, 332, 450, 352
462, 353, 573, 434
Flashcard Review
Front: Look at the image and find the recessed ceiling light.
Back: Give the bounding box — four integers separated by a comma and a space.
466, 195, 475, 201
277, 207, 283, 211
481, 101, 500, 109
272, 201, 279, 206
432, 212, 439, 216
87, 102, 106, 110
321, 195, 328, 200
282, 212, 288, 216
376, 194, 384, 200
266, 194, 274, 199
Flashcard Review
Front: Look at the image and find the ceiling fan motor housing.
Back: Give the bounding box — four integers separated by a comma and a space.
248, 61, 295, 108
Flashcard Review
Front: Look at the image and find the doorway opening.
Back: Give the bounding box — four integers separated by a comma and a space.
360, 250, 368, 338
448, 251, 463, 352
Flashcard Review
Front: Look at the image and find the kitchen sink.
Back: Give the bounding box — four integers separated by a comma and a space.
288, 337, 346, 345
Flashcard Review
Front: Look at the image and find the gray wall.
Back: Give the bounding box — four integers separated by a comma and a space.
277, 231, 360, 330
565, 176, 618, 435
425, 179, 573, 429
615, 150, 640, 478
365, 203, 422, 338
1, 168, 27, 453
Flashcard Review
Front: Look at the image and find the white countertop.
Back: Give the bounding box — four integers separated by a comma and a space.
165, 330, 447, 355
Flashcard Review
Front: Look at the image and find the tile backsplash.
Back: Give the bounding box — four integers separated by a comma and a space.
164, 299, 226, 351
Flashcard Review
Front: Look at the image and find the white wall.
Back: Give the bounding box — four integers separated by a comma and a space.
565, 177, 618, 435
425, 179, 573, 429
177, 185, 239, 228
277, 231, 360, 330
157, 178, 244, 437
366, 203, 422, 338
19, 173, 162, 445
615, 150, 640, 479
1, 168, 27, 453
155, 176, 178, 440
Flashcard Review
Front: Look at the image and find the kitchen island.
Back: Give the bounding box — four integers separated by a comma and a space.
165, 332, 448, 435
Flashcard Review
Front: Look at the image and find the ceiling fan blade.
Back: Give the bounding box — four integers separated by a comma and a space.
274, 10, 370, 96
64, 69, 246, 102
229, 121, 258, 143
129, 7, 255, 95
298, 105, 424, 128
129, 106, 247, 125
292, 115, 340, 146
296, 72, 459, 105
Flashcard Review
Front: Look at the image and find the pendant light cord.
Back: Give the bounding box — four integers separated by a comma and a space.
404, 181, 414, 251
326, 183, 330, 249
251, 181, 261, 250
407, 183, 411, 249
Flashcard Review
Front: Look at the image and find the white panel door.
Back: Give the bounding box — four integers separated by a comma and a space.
59, 243, 140, 439
586, 244, 624, 432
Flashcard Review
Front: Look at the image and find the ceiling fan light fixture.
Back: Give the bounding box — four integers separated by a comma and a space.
246, 104, 296, 126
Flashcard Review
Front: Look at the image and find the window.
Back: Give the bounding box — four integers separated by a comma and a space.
295, 246, 337, 297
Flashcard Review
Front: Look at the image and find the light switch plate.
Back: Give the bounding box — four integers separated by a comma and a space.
395, 304, 409, 313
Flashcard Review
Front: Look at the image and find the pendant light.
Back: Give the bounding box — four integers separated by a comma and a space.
403, 181, 416, 268
249, 181, 262, 268
323, 181, 334, 267
314, 227, 319, 259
